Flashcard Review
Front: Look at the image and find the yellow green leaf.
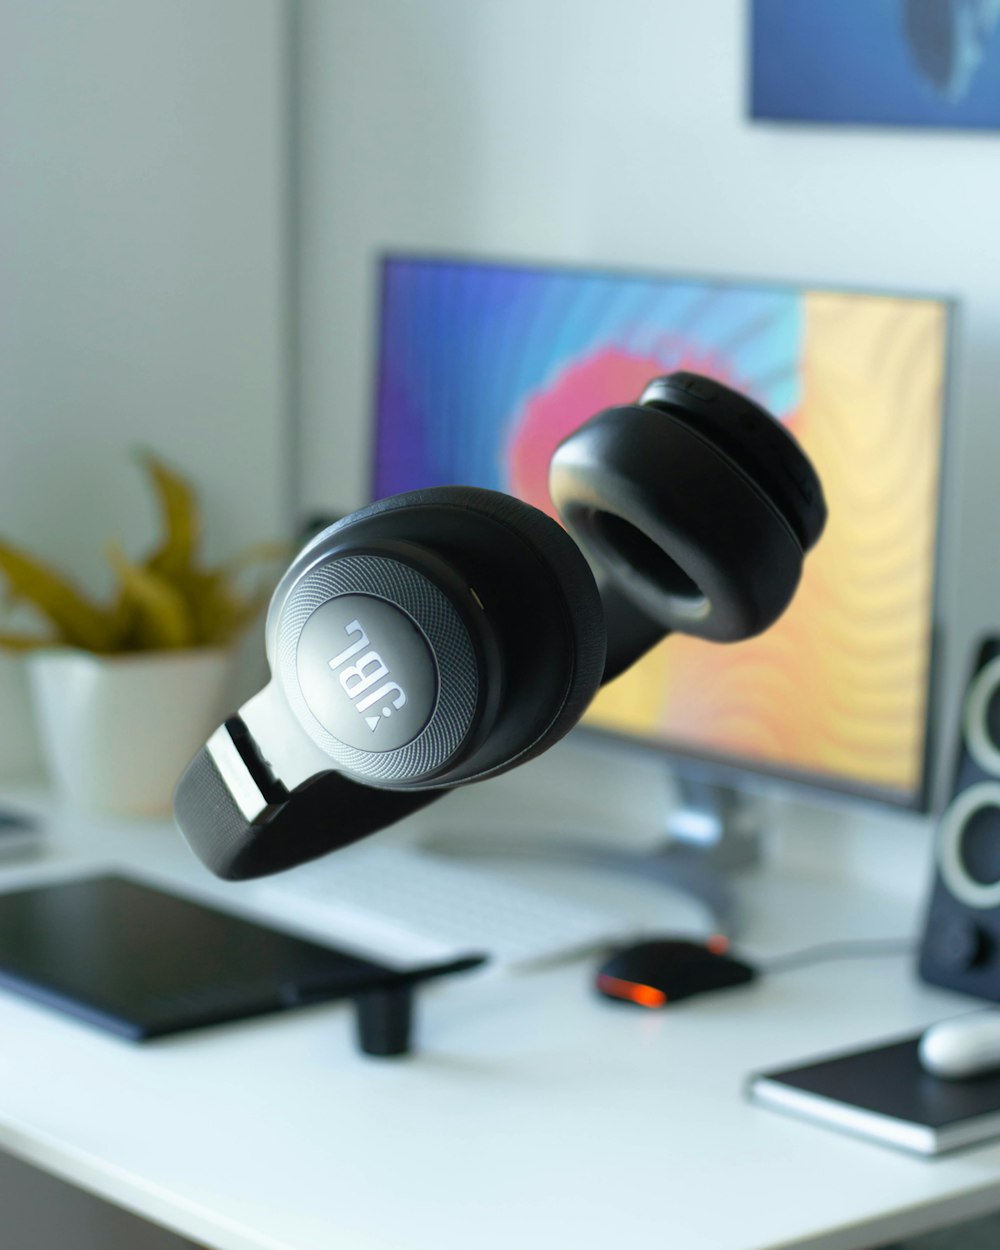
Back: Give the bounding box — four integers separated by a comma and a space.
201, 584, 268, 645
0, 632, 58, 651
219, 540, 290, 578
108, 544, 195, 650
157, 564, 269, 646
138, 450, 201, 579
1, 451, 279, 656
0, 542, 117, 652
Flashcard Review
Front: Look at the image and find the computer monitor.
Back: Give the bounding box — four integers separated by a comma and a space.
370, 253, 953, 849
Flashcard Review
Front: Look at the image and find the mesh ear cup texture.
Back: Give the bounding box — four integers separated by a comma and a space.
319, 486, 607, 782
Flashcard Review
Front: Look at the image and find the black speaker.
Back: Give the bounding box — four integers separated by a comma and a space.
919, 637, 1000, 997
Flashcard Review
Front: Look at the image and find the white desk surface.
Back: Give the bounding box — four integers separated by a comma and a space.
0, 790, 998, 1250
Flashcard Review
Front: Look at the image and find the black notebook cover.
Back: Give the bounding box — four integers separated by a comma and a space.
0, 873, 392, 1039
748, 1034, 1000, 1156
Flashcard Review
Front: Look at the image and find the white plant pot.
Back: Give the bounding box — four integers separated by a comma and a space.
27, 647, 237, 816
0, 653, 44, 781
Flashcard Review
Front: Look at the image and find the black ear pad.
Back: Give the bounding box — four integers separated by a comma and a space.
638, 373, 825, 550
272, 486, 607, 789
549, 372, 826, 645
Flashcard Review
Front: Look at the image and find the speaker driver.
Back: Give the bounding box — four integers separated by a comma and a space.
938, 781, 1000, 910
963, 654, 1000, 776
918, 637, 1000, 999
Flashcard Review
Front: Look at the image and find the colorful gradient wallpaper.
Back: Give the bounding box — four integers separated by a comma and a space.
372, 257, 950, 805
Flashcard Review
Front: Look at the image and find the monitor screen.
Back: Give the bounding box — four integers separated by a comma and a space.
371, 254, 952, 811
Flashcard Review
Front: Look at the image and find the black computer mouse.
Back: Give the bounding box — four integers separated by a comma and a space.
595, 937, 757, 1007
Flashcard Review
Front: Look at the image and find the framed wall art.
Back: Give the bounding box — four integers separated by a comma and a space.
750, 0, 1000, 130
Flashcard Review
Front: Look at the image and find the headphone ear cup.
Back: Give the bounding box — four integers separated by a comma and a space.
271, 485, 607, 788
444, 488, 608, 778
637, 373, 825, 551
549, 374, 825, 647
372, 487, 608, 782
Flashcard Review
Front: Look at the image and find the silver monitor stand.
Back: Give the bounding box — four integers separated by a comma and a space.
422, 771, 765, 939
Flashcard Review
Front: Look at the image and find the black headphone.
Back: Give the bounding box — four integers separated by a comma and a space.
174, 372, 825, 881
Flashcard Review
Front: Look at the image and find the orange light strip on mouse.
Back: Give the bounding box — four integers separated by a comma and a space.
597, 973, 666, 1008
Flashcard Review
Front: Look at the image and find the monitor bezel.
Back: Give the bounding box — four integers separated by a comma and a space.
367, 249, 959, 817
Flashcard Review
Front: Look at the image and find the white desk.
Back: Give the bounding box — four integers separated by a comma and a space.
0, 787, 998, 1250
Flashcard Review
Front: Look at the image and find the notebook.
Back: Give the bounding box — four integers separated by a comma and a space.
0, 873, 393, 1039
747, 1035, 1000, 1157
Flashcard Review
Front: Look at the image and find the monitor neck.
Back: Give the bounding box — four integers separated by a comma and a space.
663, 774, 765, 871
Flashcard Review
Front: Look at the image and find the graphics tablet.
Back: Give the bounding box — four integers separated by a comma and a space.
0, 873, 391, 1039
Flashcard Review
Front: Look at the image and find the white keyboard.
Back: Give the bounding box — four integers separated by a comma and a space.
248, 841, 631, 970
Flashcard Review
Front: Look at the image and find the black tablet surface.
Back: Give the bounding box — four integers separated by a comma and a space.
0, 873, 392, 1039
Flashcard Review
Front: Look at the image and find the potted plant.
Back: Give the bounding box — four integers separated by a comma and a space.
0, 453, 280, 815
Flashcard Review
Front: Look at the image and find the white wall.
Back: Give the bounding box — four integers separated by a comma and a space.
0, 0, 289, 1237
0, 0, 290, 775
295, 0, 1000, 813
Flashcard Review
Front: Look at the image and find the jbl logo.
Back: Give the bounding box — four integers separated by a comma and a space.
328, 619, 407, 733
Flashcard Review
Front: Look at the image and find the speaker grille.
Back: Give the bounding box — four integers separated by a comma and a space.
920, 637, 1000, 996
964, 654, 1000, 776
